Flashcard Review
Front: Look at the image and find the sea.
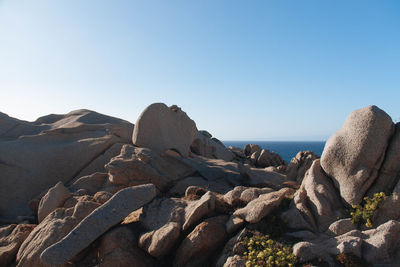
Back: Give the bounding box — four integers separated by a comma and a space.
222, 141, 326, 162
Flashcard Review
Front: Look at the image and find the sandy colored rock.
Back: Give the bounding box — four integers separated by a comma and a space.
133, 103, 197, 157
320, 105, 394, 205
0, 109, 133, 220
106, 145, 195, 191
174, 215, 228, 267
0, 224, 36, 266
217, 228, 249, 267
168, 176, 209, 196
40, 184, 156, 266
233, 187, 294, 223
38, 181, 71, 223
17, 201, 100, 267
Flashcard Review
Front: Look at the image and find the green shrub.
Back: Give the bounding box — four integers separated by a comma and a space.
349, 192, 386, 228
241, 235, 297, 267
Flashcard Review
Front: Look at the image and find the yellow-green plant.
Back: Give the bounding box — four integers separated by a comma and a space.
241, 235, 297, 267
349, 192, 386, 228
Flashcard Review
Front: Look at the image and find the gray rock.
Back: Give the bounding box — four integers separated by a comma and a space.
106, 145, 195, 191
0, 109, 133, 220
69, 172, 108, 195
246, 167, 286, 190
37, 181, 71, 223
139, 192, 217, 258
244, 144, 261, 157
321, 105, 394, 205
132, 103, 197, 157
40, 184, 156, 266
233, 187, 294, 223
368, 122, 400, 195
302, 160, 344, 232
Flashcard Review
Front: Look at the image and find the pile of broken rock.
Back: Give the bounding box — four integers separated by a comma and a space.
1, 103, 400, 267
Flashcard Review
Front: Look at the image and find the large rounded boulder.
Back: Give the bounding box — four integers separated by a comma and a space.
321, 105, 394, 205
132, 103, 197, 157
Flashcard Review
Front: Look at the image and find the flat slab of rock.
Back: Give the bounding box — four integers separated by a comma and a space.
40, 184, 156, 266
132, 103, 197, 157
321, 105, 394, 205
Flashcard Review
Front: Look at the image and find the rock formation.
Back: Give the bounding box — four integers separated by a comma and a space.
1, 103, 400, 266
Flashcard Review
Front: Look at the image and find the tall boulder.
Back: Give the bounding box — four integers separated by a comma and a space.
0, 109, 134, 220
320, 105, 394, 205
133, 103, 197, 157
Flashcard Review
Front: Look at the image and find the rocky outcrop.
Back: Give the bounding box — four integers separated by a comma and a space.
17, 200, 101, 267
40, 184, 156, 266
133, 103, 197, 157
106, 145, 195, 191
0, 224, 36, 266
191, 130, 234, 161
0, 109, 133, 220
3, 103, 400, 267
321, 105, 394, 205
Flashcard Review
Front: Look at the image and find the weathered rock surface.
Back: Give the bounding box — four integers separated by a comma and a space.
368, 122, 400, 195
0, 109, 133, 220
17, 200, 100, 267
174, 215, 228, 267
37, 181, 71, 223
133, 103, 197, 157
302, 160, 344, 232
294, 220, 400, 265
321, 105, 394, 205
106, 145, 195, 191
191, 130, 234, 161
233, 187, 294, 223
0, 224, 36, 266
139, 191, 216, 258
40, 184, 156, 266
326, 218, 357, 236
69, 172, 109, 195
245, 167, 286, 190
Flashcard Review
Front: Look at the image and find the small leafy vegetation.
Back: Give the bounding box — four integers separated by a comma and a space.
241, 235, 297, 267
349, 192, 386, 228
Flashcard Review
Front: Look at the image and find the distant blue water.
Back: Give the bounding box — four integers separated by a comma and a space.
222, 141, 326, 162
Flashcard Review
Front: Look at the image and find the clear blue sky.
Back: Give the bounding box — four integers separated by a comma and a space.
1, 1, 399, 140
